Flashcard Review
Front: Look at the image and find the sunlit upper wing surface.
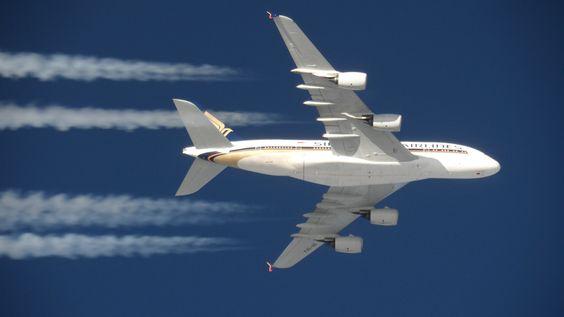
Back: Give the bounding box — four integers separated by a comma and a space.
273, 183, 405, 268
272, 15, 414, 161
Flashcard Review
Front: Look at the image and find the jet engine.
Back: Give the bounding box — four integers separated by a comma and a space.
372, 114, 402, 132
333, 72, 367, 90
356, 207, 399, 226
341, 113, 402, 132
368, 208, 399, 226
290, 68, 367, 90
333, 236, 363, 253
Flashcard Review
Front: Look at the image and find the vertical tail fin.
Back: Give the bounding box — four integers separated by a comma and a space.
173, 99, 232, 149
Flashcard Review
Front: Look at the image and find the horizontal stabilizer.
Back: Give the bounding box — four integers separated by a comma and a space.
176, 158, 226, 196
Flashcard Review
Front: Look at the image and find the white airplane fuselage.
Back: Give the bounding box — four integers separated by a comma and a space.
183, 140, 500, 187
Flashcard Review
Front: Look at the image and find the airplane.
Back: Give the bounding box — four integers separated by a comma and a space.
172, 14, 500, 269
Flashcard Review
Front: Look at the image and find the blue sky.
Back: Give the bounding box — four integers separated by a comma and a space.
1, 0, 563, 316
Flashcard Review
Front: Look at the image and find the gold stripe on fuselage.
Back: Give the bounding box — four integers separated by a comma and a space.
211, 148, 328, 167
212, 150, 259, 167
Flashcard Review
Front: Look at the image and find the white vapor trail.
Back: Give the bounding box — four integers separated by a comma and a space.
0, 102, 284, 131
0, 190, 255, 232
0, 51, 238, 81
0, 233, 239, 259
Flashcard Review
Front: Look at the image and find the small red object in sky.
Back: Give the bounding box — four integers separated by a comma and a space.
266, 11, 273, 20
266, 261, 273, 272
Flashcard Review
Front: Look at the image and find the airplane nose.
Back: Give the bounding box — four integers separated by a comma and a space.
486, 157, 500, 175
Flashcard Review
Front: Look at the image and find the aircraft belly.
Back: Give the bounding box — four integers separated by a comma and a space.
214, 149, 431, 186
303, 155, 424, 186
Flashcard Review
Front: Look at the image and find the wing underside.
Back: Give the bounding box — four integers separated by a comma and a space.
272, 15, 414, 161
273, 183, 405, 268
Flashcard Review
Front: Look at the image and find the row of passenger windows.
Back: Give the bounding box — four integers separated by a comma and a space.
410, 148, 468, 154
404, 143, 452, 149
251, 144, 466, 153
256, 146, 297, 150
254, 146, 330, 150
404, 143, 467, 153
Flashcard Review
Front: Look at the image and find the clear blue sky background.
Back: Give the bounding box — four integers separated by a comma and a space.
1, 0, 563, 316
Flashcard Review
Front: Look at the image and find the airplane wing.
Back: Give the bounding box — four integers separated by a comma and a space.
272, 15, 414, 161
273, 183, 405, 268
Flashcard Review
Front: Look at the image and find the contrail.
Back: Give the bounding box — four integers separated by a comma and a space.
0, 102, 285, 131
0, 50, 238, 81
0, 233, 239, 259
0, 190, 256, 232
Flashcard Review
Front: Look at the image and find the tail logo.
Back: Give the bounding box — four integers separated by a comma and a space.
204, 111, 233, 137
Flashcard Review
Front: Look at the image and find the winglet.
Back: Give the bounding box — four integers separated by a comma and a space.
266, 11, 277, 20
266, 261, 273, 272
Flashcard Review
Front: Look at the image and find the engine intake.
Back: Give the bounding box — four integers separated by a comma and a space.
333, 236, 363, 253
372, 114, 402, 132
357, 207, 399, 226
370, 207, 399, 226
334, 72, 367, 90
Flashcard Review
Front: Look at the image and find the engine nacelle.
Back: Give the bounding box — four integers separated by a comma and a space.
335, 72, 367, 90
369, 208, 399, 226
334, 236, 363, 253
372, 114, 402, 132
